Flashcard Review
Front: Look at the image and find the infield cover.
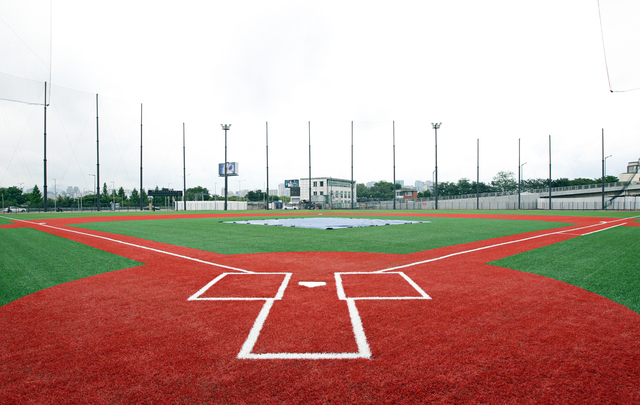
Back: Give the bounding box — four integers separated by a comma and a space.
224, 217, 432, 229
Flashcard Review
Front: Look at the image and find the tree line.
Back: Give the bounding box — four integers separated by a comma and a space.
1, 184, 284, 210
356, 171, 619, 202
2, 172, 619, 210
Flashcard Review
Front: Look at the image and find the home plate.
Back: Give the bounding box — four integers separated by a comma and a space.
299, 281, 327, 288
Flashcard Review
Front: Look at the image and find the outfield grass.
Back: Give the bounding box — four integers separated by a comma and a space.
74, 215, 568, 255
0, 227, 142, 307
492, 225, 640, 313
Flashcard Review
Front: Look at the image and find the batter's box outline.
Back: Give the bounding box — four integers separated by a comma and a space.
188, 271, 431, 360
335, 271, 432, 300
188, 272, 291, 301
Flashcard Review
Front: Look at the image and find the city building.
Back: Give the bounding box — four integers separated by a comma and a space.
395, 188, 418, 201
298, 177, 357, 208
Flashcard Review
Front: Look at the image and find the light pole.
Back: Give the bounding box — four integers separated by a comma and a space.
432, 122, 441, 210
221, 124, 231, 210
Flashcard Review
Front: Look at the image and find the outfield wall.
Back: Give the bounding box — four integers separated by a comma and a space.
174, 201, 248, 211
362, 194, 639, 211
537, 196, 640, 211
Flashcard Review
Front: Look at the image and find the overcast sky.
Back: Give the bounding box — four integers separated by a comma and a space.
1, 0, 639, 195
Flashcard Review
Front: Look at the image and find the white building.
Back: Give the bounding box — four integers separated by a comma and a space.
298, 177, 357, 208
620, 158, 640, 183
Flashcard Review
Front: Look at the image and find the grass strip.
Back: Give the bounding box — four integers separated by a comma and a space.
491, 226, 640, 313
0, 227, 142, 306
75, 215, 567, 255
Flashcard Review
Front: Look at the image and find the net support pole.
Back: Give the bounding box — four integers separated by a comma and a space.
393, 121, 396, 210
548, 135, 552, 210
477, 138, 479, 210
266, 122, 269, 210
96, 94, 100, 211
602, 128, 605, 210
183, 123, 187, 211
43, 82, 48, 212
140, 104, 143, 211
308, 121, 311, 208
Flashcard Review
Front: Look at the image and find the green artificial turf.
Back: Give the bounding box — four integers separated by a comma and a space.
0, 227, 142, 306
491, 225, 640, 313
75, 215, 568, 255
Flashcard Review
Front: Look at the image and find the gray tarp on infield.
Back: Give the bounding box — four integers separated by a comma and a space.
223, 217, 432, 230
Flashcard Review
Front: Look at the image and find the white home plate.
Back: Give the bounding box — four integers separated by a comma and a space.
299, 281, 326, 288
224, 217, 432, 229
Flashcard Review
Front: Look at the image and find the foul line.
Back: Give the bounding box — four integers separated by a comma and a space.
3, 217, 253, 274
375, 217, 638, 273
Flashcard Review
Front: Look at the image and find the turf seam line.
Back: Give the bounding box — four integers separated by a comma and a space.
374, 219, 631, 273
16, 220, 255, 274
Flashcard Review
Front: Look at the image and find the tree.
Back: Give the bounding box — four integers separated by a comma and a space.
140, 189, 149, 206
186, 186, 209, 201
118, 187, 127, 203
30, 185, 43, 207
246, 190, 266, 202
130, 189, 140, 207
491, 171, 518, 194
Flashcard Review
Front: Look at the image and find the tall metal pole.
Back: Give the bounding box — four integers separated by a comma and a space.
266, 122, 269, 210
351, 120, 354, 210
432, 123, 441, 210
393, 121, 396, 210
221, 124, 231, 210
476, 138, 480, 210
96, 94, 100, 211
140, 104, 143, 210
308, 121, 311, 208
518, 138, 521, 210
183, 123, 187, 211
602, 128, 605, 210
43, 82, 48, 212
548, 135, 552, 210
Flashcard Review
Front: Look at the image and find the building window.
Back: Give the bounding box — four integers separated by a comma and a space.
320, 191, 324, 195
313, 191, 317, 196
320, 181, 324, 187
313, 181, 317, 187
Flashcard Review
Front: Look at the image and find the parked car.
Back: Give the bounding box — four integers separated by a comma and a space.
2, 206, 26, 213
283, 204, 297, 210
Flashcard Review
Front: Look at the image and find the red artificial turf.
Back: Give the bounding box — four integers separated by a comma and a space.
1, 213, 639, 403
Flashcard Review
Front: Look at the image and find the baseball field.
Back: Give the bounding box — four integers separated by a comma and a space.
1, 210, 639, 403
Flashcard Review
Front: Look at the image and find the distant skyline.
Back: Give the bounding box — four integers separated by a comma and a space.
1, 1, 639, 194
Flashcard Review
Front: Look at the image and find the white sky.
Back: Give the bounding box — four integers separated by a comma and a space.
1, 0, 639, 195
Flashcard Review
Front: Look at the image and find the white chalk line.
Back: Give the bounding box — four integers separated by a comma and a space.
2, 217, 254, 274
375, 216, 639, 273
193, 271, 429, 359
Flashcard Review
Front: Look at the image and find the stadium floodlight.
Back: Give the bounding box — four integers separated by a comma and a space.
221, 124, 231, 210
431, 123, 441, 210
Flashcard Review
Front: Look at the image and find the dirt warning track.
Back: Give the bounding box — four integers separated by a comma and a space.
1, 213, 639, 403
